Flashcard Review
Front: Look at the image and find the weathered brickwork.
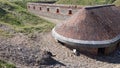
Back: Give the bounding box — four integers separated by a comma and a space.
105, 45, 117, 55
64, 44, 119, 55
27, 3, 120, 55
27, 3, 82, 20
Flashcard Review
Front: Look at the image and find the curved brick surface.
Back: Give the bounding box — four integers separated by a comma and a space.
55, 5, 120, 41
53, 5, 120, 48
52, 27, 120, 48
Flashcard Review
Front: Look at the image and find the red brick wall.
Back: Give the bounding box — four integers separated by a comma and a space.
105, 45, 117, 55
63, 44, 98, 55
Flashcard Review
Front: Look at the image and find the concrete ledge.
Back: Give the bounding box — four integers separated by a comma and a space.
52, 27, 120, 48
85, 4, 115, 9
27, 3, 82, 9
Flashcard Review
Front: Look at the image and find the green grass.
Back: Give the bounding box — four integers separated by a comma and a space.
0, 60, 15, 68
0, 29, 12, 37
0, 0, 55, 66
0, 0, 55, 34
0, 0, 55, 67
57, 0, 116, 5
12, 0, 40, 8
114, 0, 120, 6
10, 0, 58, 8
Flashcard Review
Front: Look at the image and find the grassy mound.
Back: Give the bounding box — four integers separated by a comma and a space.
57, 0, 116, 5
114, 0, 120, 6
11, 0, 58, 8
0, 60, 15, 68
0, 0, 54, 34
12, 0, 42, 8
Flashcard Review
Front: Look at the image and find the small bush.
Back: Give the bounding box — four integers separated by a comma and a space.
0, 60, 16, 68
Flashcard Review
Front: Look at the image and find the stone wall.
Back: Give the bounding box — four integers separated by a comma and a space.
27, 3, 82, 20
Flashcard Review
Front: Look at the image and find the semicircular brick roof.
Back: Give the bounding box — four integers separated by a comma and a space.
54, 5, 120, 41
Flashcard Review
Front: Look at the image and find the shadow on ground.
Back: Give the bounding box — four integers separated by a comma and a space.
91, 49, 120, 64
39, 57, 65, 68
79, 49, 120, 64
61, 43, 120, 64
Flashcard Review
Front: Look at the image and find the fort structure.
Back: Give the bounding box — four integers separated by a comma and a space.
52, 5, 120, 55
27, 3, 82, 20
27, 2, 120, 55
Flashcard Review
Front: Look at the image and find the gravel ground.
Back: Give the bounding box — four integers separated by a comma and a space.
0, 30, 120, 68
0, 14, 119, 68
0, 33, 65, 68
32, 32, 120, 68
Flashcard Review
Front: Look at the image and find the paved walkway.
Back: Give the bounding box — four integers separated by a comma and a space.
39, 15, 64, 24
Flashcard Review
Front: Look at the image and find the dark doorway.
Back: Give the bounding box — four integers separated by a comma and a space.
75, 5, 77, 8
33, 6, 35, 10
98, 48, 105, 55
28, 6, 30, 8
47, 8, 50, 12
40, 7, 42, 10
56, 9, 59, 13
116, 43, 120, 49
68, 10, 72, 15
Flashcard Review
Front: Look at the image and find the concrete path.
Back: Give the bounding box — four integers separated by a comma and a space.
39, 15, 64, 24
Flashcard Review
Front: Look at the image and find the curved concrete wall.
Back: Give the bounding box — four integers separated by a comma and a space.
52, 27, 120, 48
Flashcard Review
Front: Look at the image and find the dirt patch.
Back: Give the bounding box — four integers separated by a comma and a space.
0, 34, 64, 68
